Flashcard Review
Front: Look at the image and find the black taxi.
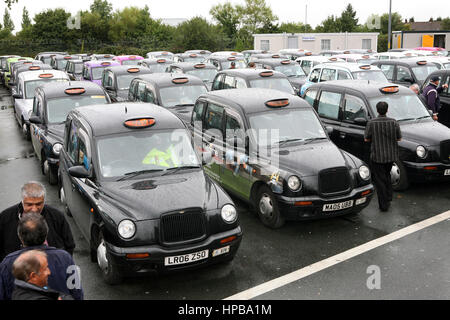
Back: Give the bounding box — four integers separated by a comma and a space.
128, 73, 208, 123
59, 103, 242, 284
212, 69, 296, 96
190, 88, 374, 228
371, 58, 439, 87
29, 81, 111, 184
50, 54, 78, 71
65, 59, 85, 81
101, 65, 152, 102
420, 70, 450, 128
166, 62, 218, 90
138, 58, 173, 73
255, 58, 307, 94
205, 55, 247, 71
303, 80, 450, 190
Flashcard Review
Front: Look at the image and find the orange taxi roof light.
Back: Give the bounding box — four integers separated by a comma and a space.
65, 88, 86, 95
29, 66, 41, 70
127, 68, 140, 73
362, 55, 370, 59
129, 56, 136, 59
189, 54, 198, 57
329, 57, 337, 61
101, 62, 111, 66
172, 77, 189, 84
64, 56, 72, 60
380, 86, 399, 94
344, 51, 351, 54
272, 55, 280, 58
281, 60, 291, 65
227, 57, 236, 61
359, 65, 371, 70
39, 74, 54, 78
260, 71, 274, 77
157, 59, 166, 63
124, 118, 155, 129
416, 61, 427, 65
194, 64, 206, 69
162, 52, 169, 54
265, 99, 290, 108
231, 52, 238, 55
305, 52, 313, 56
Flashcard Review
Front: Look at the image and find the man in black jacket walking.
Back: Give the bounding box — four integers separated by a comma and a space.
0, 181, 75, 261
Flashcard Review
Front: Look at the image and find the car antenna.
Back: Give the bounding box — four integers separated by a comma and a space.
125, 106, 127, 114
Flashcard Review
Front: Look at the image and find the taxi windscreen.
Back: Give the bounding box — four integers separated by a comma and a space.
149, 64, 169, 73
46, 95, 108, 123
221, 60, 246, 69
443, 63, 450, 70
351, 70, 388, 82
74, 64, 83, 74
248, 109, 327, 147
184, 57, 205, 63
42, 58, 51, 65
159, 85, 208, 108
122, 60, 140, 66
117, 74, 142, 90
97, 130, 200, 178
25, 79, 68, 99
369, 95, 431, 121
92, 67, 107, 80
57, 60, 69, 70
249, 78, 295, 95
412, 65, 439, 81
186, 69, 217, 83
274, 65, 306, 78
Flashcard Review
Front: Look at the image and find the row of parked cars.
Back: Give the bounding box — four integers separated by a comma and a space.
1, 46, 449, 285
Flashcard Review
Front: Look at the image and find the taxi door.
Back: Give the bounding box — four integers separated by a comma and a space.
314, 89, 345, 148
202, 102, 225, 183
30, 96, 45, 161
437, 74, 450, 128
338, 93, 371, 162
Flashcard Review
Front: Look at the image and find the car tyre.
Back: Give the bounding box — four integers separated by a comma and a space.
391, 161, 409, 191
255, 185, 285, 229
97, 232, 123, 285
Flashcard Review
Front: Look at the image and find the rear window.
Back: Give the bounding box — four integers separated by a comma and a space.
249, 78, 295, 95
411, 65, 439, 81
46, 95, 108, 123
352, 70, 388, 82
122, 59, 140, 66
25, 79, 68, 99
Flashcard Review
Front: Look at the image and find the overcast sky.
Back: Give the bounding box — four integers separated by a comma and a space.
2, 0, 449, 33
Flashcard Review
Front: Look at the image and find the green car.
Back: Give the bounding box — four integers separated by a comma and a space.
5, 57, 33, 88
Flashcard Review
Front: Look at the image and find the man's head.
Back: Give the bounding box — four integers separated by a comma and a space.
409, 84, 420, 95
18, 213, 48, 247
230, 62, 236, 69
376, 101, 389, 116
21, 181, 46, 215
430, 75, 440, 86
12, 250, 51, 288
248, 62, 256, 68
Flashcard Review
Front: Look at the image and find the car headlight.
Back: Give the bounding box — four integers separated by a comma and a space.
416, 145, 427, 159
359, 165, 370, 181
118, 220, 136, 239
221, 204, 237, 224
52, 143, 63, 155
287, 175, 302, 191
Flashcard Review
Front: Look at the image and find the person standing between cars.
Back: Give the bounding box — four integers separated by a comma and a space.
10, 250, 72, 300
409, 84, 428, 110
0, 213, 83, 300
0, 181, 75, 262
364, 101, 402, 212
422, 76, 449, 121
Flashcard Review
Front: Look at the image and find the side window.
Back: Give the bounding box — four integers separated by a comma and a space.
338, 70, 352, 80
137, 81, 147, 101
225, 114, 244, 142
317, 91, 342, 120
224, 75, 235, 89
343, 95, 368, 123
212, 74, 223, 90
192, 100, 205, 125
129, 80, 138, 100
67, 121, 78, 161
441, 76, 450, 96
77, 131, 91, 171
396, 66, 412, 81
309, 68, 321, 83
304, 89, 318, 106
235, 77, 247, 89
205, 103, 224, 133
101, 70, 108, 86
32, 97, 40, 116
379, 64, 395, 80
106, 72, 113, 87
144, 88, 155, 103
301, 60, 313, 74
83, 67, 89, 79
320, 68, 337, 82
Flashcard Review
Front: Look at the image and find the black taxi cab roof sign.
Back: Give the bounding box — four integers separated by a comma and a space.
305, 52, 313, 56
172, 77, 189, 84
359, 65, 371, 70
29, 66, 41, 70
157, 59, 166, 63
281, 60, 291, 65
39, 73, 54, 78
329, 57, 338, 61
65, 88, 86, 95
129, 56, 136, 59
362, 55, 370, 59
127, 68, 140, 73
227, 57, 236, 61
64, 56, 72, 60
260, 71, 274, 77
416, 60, 427, 65
101, 62, 111, 66
380, 86, 399, 94
189, 54, 198, 57
271, 55, 280, 58
124, 118, 155, 129
194, 64, 206, 69
265, 99, 290, 108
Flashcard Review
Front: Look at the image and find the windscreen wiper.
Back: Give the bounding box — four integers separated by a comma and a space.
302, 137, 328, 144
398, 118, 416, 122
161, 165, 201, 176
117, 169, 164, 181
276, 138, 305, 147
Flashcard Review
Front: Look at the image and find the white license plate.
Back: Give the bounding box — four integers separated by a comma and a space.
323, 200, 354, 212
445, 169, 450, 176
164, 249, 209, 266
212, 246, 230, 257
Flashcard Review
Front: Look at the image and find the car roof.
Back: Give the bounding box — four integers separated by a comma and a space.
217, 68, 288, 79
256, 58, 297, 66
372, 57, 435, 66
169, 62, 216, 70
85, 60, 120, 67
104, 65, 152, 75
72, 102, 186, 137
113, 55, 144, 61
209, 55, 246, 62
313, 62, 382, 72
140, 58, 173, 65
36, 81, 106, 99
133, 72, 206, 88
309, 80, 416, 98
200, 88, 310, 115
334, 54, 373, 59
19, 70, 69, 81
52, 55, 78, 60
297, 56, 344, 62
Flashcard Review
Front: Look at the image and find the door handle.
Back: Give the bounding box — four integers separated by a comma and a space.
340, 132, 346, 139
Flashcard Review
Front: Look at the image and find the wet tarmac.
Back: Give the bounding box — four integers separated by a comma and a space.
0, 87, 449, 300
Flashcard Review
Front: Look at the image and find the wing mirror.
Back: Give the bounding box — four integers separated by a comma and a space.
12, 93, 23, 99
29, 116, 42, 124
68, 165, 90, 178
354, 118, 368, 126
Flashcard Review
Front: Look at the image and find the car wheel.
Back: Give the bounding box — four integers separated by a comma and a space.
97, 232, 123, 285
391, 161, 409, 191
255, 185, 285, 229
48, 167, 58, 185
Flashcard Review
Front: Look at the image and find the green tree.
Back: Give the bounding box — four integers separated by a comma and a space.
339, 4, 358, 32
3, 8, 14, 32
90, 0, 113, 20
279, 22, 313, 33
315, 15, 341, 33
4, 0, 18, 9
21, 6, 32, 29
210, 2, 240, 40
236, 0, 278, 34
441, 18, 450, 30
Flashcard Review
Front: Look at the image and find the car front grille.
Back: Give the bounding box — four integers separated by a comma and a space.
440, 140, 450, 164
319, 167, 351, 196
160, 210, 206, 244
